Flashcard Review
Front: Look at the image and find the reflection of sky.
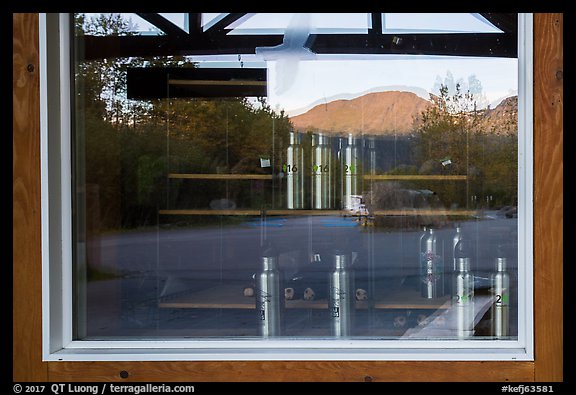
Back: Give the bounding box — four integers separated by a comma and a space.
82, 13, 519, 115
191, 55, 518, 116
265, 56, 518, 116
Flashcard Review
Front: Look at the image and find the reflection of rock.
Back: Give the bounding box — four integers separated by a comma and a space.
284, 287, 295, 300
355, 288, 368, 301
209, 198, 237, 210
303, 287, 316, 301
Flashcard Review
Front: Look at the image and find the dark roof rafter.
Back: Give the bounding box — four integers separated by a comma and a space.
135, 13, 187, 37
479, 13, 517, 33
78, 13, 518, 61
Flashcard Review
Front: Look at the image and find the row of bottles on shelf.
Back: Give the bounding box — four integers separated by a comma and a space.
419, 225, 510, 337
286, 131, 375, 211
253, 226, 510, 338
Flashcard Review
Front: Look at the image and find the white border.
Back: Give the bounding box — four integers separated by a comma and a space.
41, 13, 534, 361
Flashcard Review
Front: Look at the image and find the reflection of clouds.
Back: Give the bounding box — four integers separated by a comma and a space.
266, 57, 517, 116
256, 13, 316, 95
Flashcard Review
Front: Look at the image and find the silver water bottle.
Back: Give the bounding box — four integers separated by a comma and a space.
491, 257, 510, 338
341, 134, 360, 210
366, 137, 377, 176
366, 137, 377, 204
256, 249, 282, 337
311, 133, 333, 209
286, 131, 305, 209
420, 228, 443, 298
452, 224, 462, 271
453, 243, 475, 338
329, 252, 355, 337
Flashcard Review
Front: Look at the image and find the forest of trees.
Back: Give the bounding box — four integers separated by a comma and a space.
75, 14, 292, 229
411, 83, 517, 210
76, 14, 518, 231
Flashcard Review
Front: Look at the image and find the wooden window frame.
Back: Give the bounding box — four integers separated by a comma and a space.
13, 13, 562, 381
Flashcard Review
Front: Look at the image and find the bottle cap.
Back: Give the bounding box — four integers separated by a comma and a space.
457, 257, 471, 272
316, 133, 329, 145
333, 252, 349, 270
496, 257, 507, 272
262, 255, 278, 271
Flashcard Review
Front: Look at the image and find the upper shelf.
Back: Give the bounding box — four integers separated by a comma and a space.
168, 173, 468, 181
159, 209, 477, 217
169, 173, 272, 180
364, 175, 467, 181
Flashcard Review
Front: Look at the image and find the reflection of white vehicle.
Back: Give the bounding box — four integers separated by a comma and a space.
345, 195, 369, 216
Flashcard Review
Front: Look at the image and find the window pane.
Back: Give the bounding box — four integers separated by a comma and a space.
73, 13, 519, 342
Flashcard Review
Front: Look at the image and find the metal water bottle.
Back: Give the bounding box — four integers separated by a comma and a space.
453, 241, 475, 338
452, 224, 462, 271
366, 137, 377, 176
491, 257, 510, 338
420, 228, 443, 298
341, 134, 360, 210
286, 131, 305, 209
311, 133, 333, 209
329, 252, 354, 337
256, 249, 282, 337
366, 137, 377, 205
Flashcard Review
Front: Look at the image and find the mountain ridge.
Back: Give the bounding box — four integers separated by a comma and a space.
289, 90, 517, 136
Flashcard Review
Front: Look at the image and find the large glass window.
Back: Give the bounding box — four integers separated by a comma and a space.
71, 13, 524, 347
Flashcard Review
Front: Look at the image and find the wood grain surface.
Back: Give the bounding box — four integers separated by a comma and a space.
48, 360, 534, 382
12, 13, 48, 381
533, 13, 563, 382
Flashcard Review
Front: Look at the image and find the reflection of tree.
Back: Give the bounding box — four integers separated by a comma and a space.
75, 14, 292, 230
413, 83, 517, 209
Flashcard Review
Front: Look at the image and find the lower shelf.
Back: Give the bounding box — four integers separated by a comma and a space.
158, 284, 451, 310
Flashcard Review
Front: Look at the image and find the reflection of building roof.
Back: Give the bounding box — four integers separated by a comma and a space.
80, 13, 518, 60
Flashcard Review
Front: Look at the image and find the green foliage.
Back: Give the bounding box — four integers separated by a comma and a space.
74, 14, 292, 230
414, 83, 517, 209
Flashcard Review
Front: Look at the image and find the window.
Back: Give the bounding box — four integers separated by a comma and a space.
42, 13, 533, 360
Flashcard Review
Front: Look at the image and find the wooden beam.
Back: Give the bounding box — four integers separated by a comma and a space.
48, 361, 534, 382
12, 12, 48, 381
533, 13, 563, 382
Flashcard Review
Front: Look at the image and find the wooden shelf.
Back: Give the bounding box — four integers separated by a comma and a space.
364, 175, 468, 181
169, 173, 272, 180
372, 209, 476, 217
159, 209, 262, 216
159, 285, 450, 310
159, 209, 476, 217
168, 174, 466, 181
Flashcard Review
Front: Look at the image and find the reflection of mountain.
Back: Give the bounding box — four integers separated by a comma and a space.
290, 91, 431, 135
290, 90, 518, 136
482, 96, 518, 133
287, 85, 430, 117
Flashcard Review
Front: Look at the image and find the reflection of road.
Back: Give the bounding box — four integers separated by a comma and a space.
86, 212, 518, 336
94, 212, 517, 276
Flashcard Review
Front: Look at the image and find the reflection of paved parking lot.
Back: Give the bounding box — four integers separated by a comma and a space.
85, 213, 518, 338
